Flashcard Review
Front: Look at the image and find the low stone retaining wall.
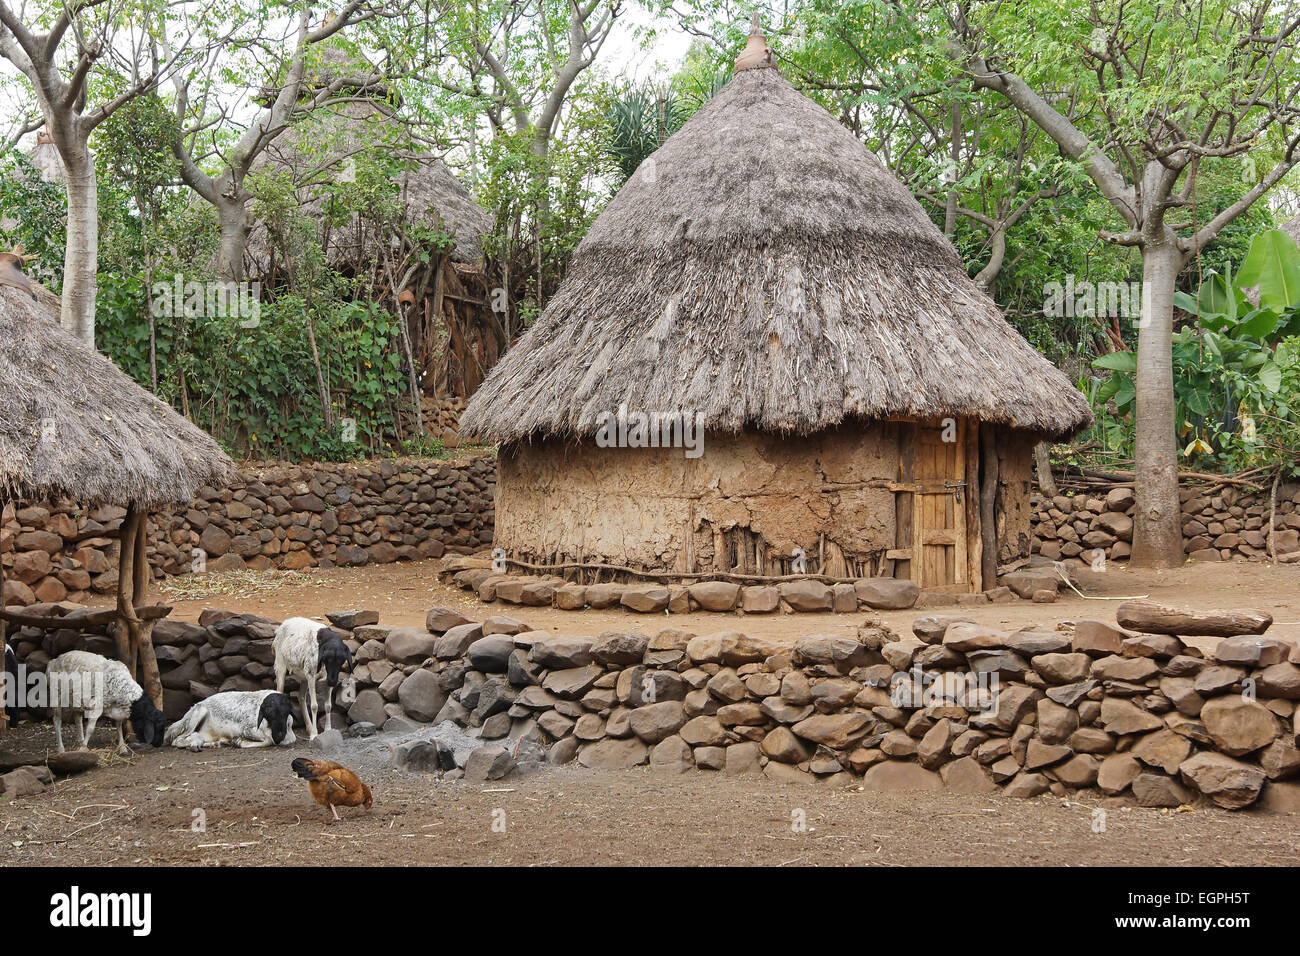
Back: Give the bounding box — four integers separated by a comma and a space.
7, 597, 1295, 810
374, 602, 1295, 810
0, 455, 495, 606
437, 556, 1069, 613
1030, 483, 1300, 565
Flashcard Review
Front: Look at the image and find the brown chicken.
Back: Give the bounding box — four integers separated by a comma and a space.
291, 758, 373, 822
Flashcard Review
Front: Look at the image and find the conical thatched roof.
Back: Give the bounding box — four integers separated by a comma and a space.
247, 45, 491, 268
0, 281, 236, 508
28, 129, 64, 183
461, 36, 1092, 443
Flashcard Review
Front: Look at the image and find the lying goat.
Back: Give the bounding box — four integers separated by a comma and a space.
273, 618, 354, 738
164, 690, 300, 750
47, 650, 167, 753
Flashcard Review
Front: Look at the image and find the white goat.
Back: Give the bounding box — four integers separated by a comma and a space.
273, 617, 353, 738
47, 650, 166, 753
164, 690, 299, 750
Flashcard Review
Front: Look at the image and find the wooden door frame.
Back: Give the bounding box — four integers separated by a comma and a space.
891, 417, 984, 593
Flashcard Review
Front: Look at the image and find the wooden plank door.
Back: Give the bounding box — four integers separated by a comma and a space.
912, 420, 968, 590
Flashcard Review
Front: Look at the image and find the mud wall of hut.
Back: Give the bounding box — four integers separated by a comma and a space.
990, 427, 1038, 566
495, 423, 903, 577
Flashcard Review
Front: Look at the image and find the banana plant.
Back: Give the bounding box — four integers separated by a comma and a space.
1172, 228, 1300, 346
1093, 227, 1300, 461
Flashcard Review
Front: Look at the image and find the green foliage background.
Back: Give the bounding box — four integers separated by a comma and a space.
2, 0, 1298, 474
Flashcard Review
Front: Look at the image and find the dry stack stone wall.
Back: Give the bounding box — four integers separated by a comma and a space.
0, 455, 495, 606
6, 457, 1293, 613
1030, 483, 1300, 565
416, 395, 469, 447
366, 599, 1295, 810
7, 594, 1296, 811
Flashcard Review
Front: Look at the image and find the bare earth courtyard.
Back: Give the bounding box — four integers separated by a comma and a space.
4, 736, 1300, 866
1, 558, 1299, 866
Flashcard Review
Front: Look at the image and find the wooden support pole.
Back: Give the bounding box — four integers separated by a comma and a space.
133, 508, 163, 710
965, 420, 983, 592
114, 505, 139, 668
980, 426, 1000, 590
117, 502, 163, 709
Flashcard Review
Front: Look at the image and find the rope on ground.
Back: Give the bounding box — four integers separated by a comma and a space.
1054, 566, 1148, 601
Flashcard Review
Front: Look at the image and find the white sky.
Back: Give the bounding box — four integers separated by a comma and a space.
0, 5, 700, 149
603, 5, 697, 83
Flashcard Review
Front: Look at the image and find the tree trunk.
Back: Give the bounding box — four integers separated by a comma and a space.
1034, 441, 1058, 497
1130, 241, 1185, 568
216, 196, 249, 283
944, 102, 960, 236
531, 132, 552, 227
303, 308, 331, 427
142, 207, 158, 392
974, 228, 1007, 289
61, 149, 99, 348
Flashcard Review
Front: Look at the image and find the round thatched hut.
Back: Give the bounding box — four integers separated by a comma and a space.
0, 263, 235, 723
246, 45, 498, 400
460, 25, 1092, 593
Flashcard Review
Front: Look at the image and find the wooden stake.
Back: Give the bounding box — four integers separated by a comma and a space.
980, 426, 1000, 589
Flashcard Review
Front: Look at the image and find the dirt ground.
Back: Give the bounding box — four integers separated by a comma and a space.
3, 720, 1299, 867
155, 556, 1300, 654
3, 558, 1299, 867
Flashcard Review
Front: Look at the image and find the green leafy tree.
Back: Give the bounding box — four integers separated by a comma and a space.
0, 0, 223, 346
941, 0, 1300, 567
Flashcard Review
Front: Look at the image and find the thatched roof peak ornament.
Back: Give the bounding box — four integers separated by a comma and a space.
0, 248, 39, 300
734, 13, 775, 73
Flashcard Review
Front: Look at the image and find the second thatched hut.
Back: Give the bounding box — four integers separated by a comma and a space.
245, 44, 499, 401
461, 25, 1092, 593
0, 262, 235, 722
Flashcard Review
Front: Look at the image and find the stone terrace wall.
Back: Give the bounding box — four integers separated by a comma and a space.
0, 455, 495, 606
11, 591, 1288, 810
372, 605, 1295, 809
1030, 483, 1300, 565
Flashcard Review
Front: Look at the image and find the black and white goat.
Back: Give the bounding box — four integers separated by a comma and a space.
46, 650, 167, 753
273, 617, 354, 738
164, 690, 300, 750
